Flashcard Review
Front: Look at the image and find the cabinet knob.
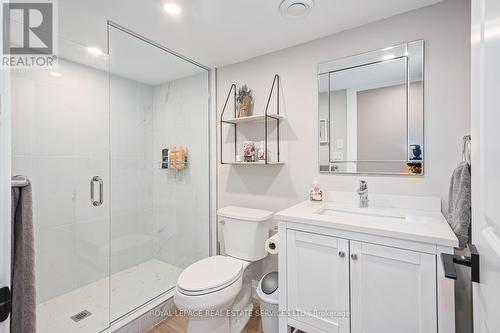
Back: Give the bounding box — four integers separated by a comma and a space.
338, 251, 345, 258
351, 254, 358, 260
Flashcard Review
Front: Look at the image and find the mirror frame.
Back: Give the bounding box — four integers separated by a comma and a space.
317, 40, 424, 175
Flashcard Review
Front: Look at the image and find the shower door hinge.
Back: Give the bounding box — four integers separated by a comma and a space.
0, 286, 11, 322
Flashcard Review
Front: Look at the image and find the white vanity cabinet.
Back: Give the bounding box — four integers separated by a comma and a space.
277, 197, 458, 333
284, 229, 437, 333
349, 241, 437, 333
286, 230, 350, 333
280, 229, 438, 333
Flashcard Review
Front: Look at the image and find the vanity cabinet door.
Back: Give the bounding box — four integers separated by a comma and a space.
350, 241, 437, 333
286, 230, 350, 333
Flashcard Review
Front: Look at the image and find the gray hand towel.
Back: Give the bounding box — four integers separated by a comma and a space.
447, 162, 471, 248
11, 183, 36, 333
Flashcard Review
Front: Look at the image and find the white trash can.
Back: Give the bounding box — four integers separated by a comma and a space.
257, 272, 279, 333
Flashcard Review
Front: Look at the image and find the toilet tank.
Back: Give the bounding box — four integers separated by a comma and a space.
218, 206, 273, 261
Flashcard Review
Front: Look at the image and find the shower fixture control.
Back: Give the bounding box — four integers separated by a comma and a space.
161, 148, 169, 169
159, 146, 189, 171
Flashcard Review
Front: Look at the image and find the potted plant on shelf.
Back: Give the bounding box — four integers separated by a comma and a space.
237, 84, 254, 117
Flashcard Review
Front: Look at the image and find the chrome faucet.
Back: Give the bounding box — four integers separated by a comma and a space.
357, 180, 369, 208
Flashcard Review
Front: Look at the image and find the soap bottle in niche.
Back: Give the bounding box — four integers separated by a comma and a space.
309, 177, 323, 202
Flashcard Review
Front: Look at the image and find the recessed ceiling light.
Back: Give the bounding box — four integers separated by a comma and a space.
279, 0, 314, 19
49, 71, 62, 77
87, 47, 104, 56
164, 3, 182, 15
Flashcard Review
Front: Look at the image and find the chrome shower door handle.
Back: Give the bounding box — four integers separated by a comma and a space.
90, 176, 103, 207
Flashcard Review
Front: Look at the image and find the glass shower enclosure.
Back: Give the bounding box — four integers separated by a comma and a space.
10, 22, 211, 332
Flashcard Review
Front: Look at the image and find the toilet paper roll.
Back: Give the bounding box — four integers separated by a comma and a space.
265, 234, 279, 255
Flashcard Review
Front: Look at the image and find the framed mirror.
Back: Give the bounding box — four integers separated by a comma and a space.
318, 40, 424, 175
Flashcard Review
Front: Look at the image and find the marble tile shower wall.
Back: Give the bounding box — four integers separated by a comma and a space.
12, 59, 210, 304
110, 75, 155, 275
151, 73, 210, 270
11, 59, 156, 303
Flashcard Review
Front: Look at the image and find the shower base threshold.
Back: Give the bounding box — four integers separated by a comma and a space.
37, 259, 183, 333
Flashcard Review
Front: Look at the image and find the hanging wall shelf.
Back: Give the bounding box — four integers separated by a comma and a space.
222, 113, 284, 124
219, 74, 284, 165
227, 161, 285, 165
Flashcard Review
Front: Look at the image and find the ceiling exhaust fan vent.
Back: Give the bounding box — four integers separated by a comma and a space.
279, 0, 314, 19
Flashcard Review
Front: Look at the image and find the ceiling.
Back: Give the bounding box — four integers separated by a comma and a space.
108, 26, 205, 85
59, 0, 442, 69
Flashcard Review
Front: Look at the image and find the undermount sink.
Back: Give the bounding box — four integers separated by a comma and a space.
319, 206, 406, 222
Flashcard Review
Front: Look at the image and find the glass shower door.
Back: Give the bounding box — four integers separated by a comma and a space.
11, 20, 211, 331
10, 37, 111, 332
108, 23, 211, 321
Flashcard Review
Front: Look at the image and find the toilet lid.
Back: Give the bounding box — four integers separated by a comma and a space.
177, 256, 243, 295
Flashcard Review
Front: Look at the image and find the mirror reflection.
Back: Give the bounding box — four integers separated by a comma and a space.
318, 40, 424, 175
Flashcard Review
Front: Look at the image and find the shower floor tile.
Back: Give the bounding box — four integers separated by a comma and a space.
37, 259, 183, 333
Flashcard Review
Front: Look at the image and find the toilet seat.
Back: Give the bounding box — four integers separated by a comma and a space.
177, 256, 244, 296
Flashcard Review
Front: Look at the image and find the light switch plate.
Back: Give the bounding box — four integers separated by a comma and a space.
336, 139, 344, 149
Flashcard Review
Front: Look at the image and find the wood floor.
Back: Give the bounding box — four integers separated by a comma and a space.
147, 301, 263, 333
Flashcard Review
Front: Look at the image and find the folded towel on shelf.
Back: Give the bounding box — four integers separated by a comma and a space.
447, 162, 471, 248
11, 182, 36, 333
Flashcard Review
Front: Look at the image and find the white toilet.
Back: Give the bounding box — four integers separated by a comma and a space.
174, 206, 273, 333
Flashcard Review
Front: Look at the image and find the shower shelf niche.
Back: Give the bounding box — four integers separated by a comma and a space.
219, 74, 284, 165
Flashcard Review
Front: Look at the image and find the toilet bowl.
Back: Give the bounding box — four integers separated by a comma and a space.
174, 206, 273, 333
174, 256, 252, 333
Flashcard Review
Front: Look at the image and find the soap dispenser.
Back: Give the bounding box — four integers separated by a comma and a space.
309, 177, 323, 202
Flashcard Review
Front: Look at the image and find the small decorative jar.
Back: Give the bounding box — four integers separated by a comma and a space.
309, 177, 323, 201
243, 141, 256, 162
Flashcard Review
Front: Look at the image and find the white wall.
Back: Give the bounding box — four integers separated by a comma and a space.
217, 0, 470, 274
356, 84, 407, 173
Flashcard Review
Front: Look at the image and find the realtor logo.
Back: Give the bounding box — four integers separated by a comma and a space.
2, 0, 58, 68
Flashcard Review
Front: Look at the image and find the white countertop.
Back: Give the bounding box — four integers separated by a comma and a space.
275, 195, 459, 248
